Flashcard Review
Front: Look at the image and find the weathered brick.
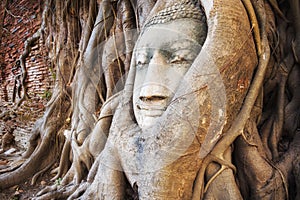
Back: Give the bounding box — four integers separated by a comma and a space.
0, 0, 53, 149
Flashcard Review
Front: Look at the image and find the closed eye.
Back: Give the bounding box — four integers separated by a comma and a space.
137, 60, 144, 65
136, 55, 148, 68
136, 60, 148, 68
136, 50, 149, 69
170, 55, 189, 64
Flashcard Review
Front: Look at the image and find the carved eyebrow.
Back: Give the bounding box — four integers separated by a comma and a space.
135, 49, 151, 66
135, 48, 149, 58
171, 46, 200, 56
134, 47, 148, 54
168, 40, 201, 53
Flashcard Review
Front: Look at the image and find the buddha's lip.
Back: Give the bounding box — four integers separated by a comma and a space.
136, 102, 167, 117
141, 110, 164, 117
136, 102, 167, 111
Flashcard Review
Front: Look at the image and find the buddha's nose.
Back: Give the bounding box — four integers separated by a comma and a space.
139, 51, 170, 102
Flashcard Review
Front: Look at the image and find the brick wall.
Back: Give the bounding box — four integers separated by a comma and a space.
0, 0, 54, 149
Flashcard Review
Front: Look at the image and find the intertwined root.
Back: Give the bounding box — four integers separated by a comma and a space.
34, 183, 79, 200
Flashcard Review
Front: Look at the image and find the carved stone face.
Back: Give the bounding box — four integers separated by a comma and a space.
133, 18, 205, 130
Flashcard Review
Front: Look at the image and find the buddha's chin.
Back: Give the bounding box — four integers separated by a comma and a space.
139, 115, 161, 130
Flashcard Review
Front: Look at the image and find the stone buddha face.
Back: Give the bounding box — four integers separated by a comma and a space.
133, 18, 206, 130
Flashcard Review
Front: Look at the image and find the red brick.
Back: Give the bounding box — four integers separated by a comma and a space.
0, 0, 53, 143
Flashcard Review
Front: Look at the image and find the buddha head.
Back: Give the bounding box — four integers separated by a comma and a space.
132, 1, 207, 130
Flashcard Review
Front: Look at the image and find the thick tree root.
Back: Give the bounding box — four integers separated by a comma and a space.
68, 182, 90, 200
0, 158, 25, 173
193, 0, 270, 198
192, 147, 237, 199
31, 159, 56, 185
51, 138, 71, 181
34, 183, 79, 200
0, 90, 70, 189
0, 137, 54, 189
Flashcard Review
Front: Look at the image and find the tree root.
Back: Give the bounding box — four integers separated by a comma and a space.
241, 0, 261, 55
51, 140, 71, 181
40, 93, 119, 198
264, 158, 289, 199
289, 0, 300, 63
284, 64, 300, 136
39, 150, 99, 200
0, 158, 25, 173
0, 90, 71, 189
69, 138, 93, 184
260, 79, 286, 160
34, 182, 79, 200
0, 133, 55, 189
64, 149, 101, 199
192, 147, 236, 200
31, 159, 56, 185
38, 135, 93, 198
39, 151, 100, 200
36, 184, 58, 197
267, 0, 288, 22
208, 0, 270, 159
67, 182, 90, 200
203, 155, 237, 193
193, 0, 270, 198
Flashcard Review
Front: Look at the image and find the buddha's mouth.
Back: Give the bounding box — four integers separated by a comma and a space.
136, 102, 167, 117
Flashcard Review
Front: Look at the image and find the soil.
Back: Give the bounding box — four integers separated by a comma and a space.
0, 148, 55, 200
0, 178, 48, 200
0, 103, 53, 199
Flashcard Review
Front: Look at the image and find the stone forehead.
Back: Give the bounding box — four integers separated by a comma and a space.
143, 0, 206, 28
